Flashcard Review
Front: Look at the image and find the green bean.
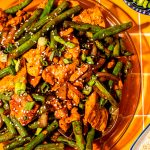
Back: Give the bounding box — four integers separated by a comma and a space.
113, 39, 120, 57
38, 105, 47, 115
0, 65, 16, 79
5, 0, 32, 14
0, 93, 12, 101
24, 120, 58, 150
4, 43, 15, 54
50, 29, 57, 49
15, 81, 26, 95
35, 128, 42, 135
32, 94, 45, 103
124, 60, 132, 75
10, 5, 82, 58
87, 75, 97, 87
79, 103, 85, 110
81, 53, 87, 61
0, 127, 7, 133
95, 40, 104, 51
41, 5, 81, 35
63, 21, 102, 33
57, 136, 77, 149
72, 121, 85, 150
29, 1, 70, 32
15, 8, 43, 39
1, 114, 17, 135
15, 33, 31, 47
49, 29, 58, 61
63, 58, 72, 64
34, 143, 64, 150
28, 121, 38, 129
94, 80, 118, 107
86, 128, 95, 150
40, 58, 48, 66
3, 101, 10, 110
124, 51, 133, 56
4, 136, 31, 150
82, 85, 92, 96
93, 22, 132, 40
0, 108, 4, 114
40, 0, 55, 19
14, 147, 24, 150
99, 97, 107, 107
86, 56, 94, 64
10, 116, 28, 137
108, 44, 114, 51
119, 37, 126, 54
0, 132, 15, 142
116, 89, 122, 100
24, 101, 35, 111
40, 82, 50, 94
108, 61, 123, 89
54, 35, 75, 48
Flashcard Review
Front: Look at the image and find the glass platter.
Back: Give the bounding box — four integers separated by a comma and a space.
0, 0, 141, 149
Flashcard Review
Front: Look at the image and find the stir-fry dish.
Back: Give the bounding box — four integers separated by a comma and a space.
0, 0, 133, 149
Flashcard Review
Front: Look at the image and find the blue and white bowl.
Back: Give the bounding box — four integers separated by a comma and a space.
124, 0, 150, 15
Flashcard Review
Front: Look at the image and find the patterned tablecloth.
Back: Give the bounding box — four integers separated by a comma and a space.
0, 0, 150, 149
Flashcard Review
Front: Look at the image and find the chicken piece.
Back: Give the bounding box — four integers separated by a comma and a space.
83, 91, 97, 125
59, 118, 70, 132
50, 98, 62, 110
69, 64, 89, 82
64, 35, 80, 59
73, 6, 105, 28
67, 83, 84, 105
23, 48, 43, 77
80, 67, 93, 82
73, 80, 83, 89
67, 88, 80, 105
65, 107, 80, 123
37, 0, 49, 9
28, 75, 41, 87
56, 82, 67, 100
4, 27, 16, 46
42, 62, 77, 86
54, 107, 68, 119
10, 94, 39, 126
42, 64, 68, 85
0, 61, 6, 69
88, 104, 108, 132
66, 100, 73, 110
114, 79, 123, 90
67, 82, 84, 99
0, 66, 27, 93
6, 10, 30, 27
60, 28, 74, 37
0, 27, 9, 47
107, 59, 115, 69
51, 83, 61, 91
84, 91, 108, 131
0, 9, 8, 31
38, 112, 48, 128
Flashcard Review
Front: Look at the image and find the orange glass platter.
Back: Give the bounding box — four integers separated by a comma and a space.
0, 0, 150, 149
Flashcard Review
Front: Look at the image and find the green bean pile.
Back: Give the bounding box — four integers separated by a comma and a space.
0, 0, 133, 149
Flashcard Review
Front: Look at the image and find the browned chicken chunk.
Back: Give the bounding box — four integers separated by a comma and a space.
73, 6, 105, 27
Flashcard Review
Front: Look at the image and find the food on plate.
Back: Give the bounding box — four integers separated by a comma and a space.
0, 0, 133, 149
130, 0, 150, 8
